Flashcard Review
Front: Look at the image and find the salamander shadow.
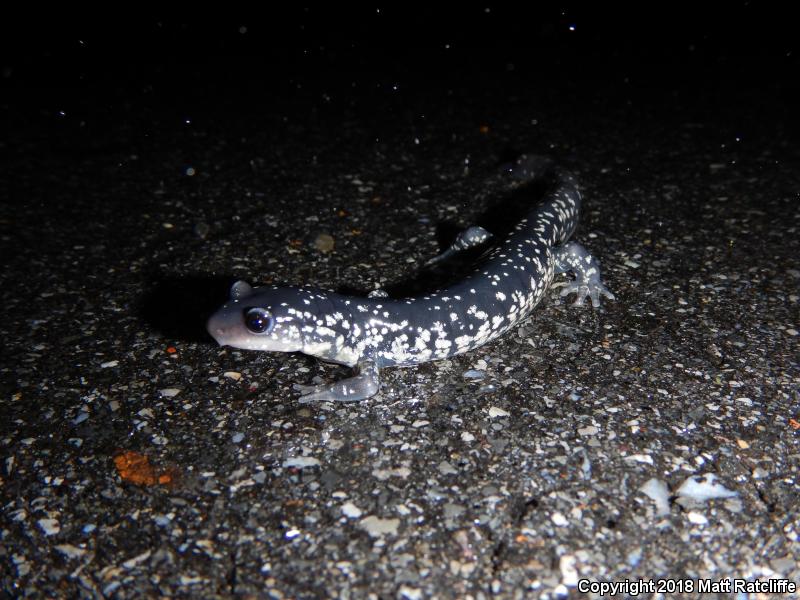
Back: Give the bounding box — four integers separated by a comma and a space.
138, 274, 237, 343
377, 175, 552, 298
137, 168, 556, 336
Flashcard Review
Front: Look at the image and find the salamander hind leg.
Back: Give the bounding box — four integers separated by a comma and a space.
294, 360, 380, 403
553, 241, 615, 308
426, 226, 493, 266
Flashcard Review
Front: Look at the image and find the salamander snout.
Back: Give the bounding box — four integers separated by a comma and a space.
206, 309, 235, 346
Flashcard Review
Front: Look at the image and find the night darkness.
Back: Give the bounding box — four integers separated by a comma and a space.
2, 6, 799, 598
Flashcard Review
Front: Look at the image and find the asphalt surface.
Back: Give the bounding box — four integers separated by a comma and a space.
2, 16, 800, 600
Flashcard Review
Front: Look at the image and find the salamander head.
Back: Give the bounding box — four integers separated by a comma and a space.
207, 281, 319, 353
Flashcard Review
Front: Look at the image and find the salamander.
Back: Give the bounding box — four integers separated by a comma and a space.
207, 155, 614, 402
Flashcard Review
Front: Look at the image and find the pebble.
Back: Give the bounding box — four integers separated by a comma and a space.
399, 586, 423, 600
341, 502, 362, 518
463, 369, 485, 379
624, 453, 654, 465
372, 466, 411, 480
553, 584, 569, 598
686, 511, 708, 525
443, 503, 465, 518
283, 457, 321, 469
626, 547, 643, 567
676, 473, 737, 502
438, 461, 458, 475
771, 555, 796, 574
313, 233, 335, 253
194, 222, 210, 238
55, 544, 87, 559
639, 478, 671, 516
154, 515, 172, 527
12, 555, 29, 577
122, 550, 151, 569
37, 518, 60, 535
359, 515, 401, 537
488, 406, 509, 418
159, 388, 181, 398
559, 554, 579, 586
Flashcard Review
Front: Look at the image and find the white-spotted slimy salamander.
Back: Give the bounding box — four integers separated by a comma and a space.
207, 156, 614, 402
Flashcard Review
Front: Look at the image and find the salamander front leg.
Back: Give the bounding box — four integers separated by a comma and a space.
553, 241, 615, 308
426, 226, 493, 266
294, 360, 380, 403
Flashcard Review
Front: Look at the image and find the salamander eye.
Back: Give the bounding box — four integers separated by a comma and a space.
243, 307, 274, 334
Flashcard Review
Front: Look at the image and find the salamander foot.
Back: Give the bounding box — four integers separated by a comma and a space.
553, 241, 615, 308
294, 360, 380, 403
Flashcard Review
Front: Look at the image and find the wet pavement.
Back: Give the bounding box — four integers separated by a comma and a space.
2, 11, 799, 599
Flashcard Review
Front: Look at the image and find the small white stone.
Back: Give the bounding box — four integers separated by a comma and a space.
37, 518, 60, 536
359, 515, 401, 537
559, 554, 579, 586
399, 586, 423, 600
639, 478, 671, 516
341, 502, 362, 518
553, 584, 569, 598
488, 406, 509, 418
686, 511, 708, 525
282, 457, 321, 469
676, 473, 737, 502
159, 388, 181, 398
122, 550, 151, 569
623, 453, 654, 465
551, 512, 568, 527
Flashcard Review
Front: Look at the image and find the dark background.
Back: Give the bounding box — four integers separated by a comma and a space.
2, 5, 797, 142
